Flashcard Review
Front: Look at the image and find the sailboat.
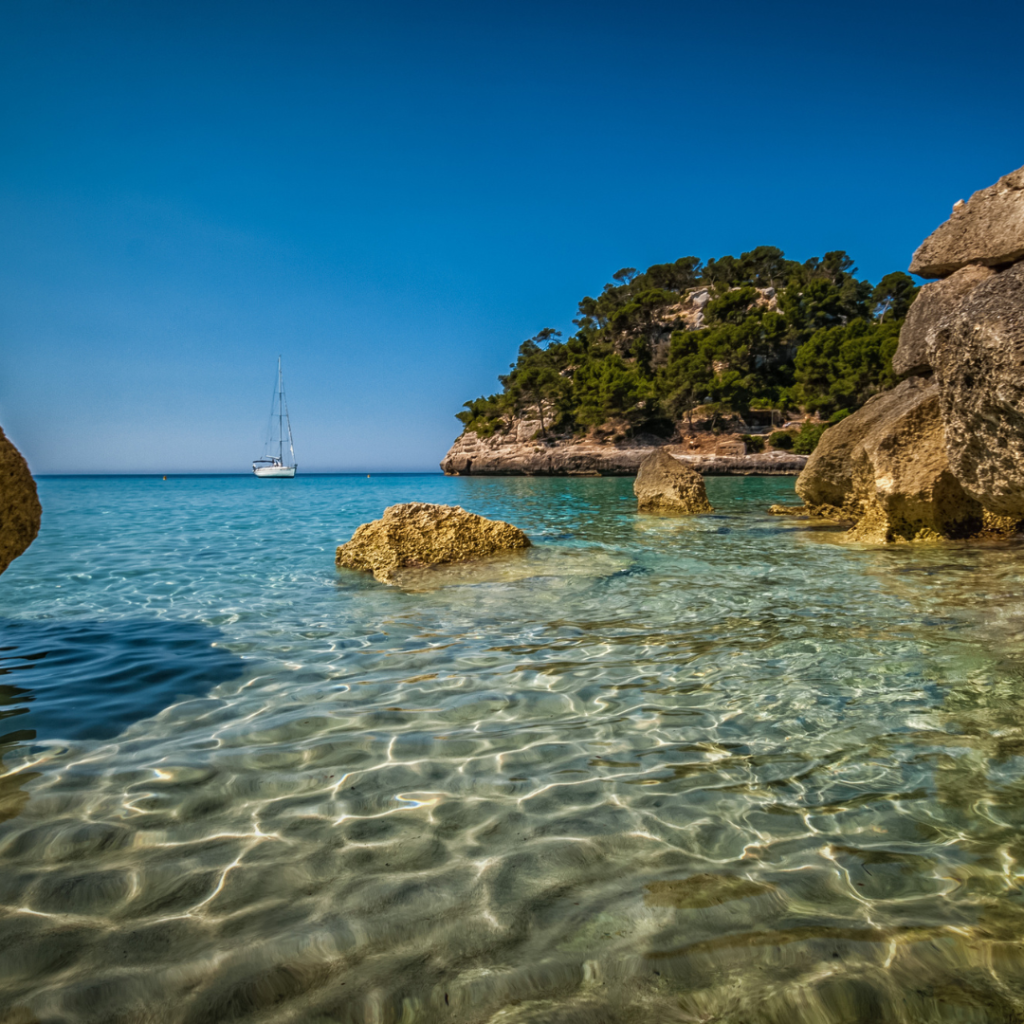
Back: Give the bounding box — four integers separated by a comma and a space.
252, 357, 297, 478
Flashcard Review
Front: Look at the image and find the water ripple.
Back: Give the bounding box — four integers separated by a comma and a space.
1, 475, 1024, 1021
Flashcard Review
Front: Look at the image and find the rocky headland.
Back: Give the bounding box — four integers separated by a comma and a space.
0, 426, 41, 575
440, 424, 808, 477
442, 242, 917, 478
789, 163, 1024, 543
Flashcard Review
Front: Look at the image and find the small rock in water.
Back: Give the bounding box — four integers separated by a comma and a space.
335, 502, 530, 584
634, 449, 713, 514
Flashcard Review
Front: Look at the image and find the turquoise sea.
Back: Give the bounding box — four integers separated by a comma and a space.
3, 473, 1024, 1023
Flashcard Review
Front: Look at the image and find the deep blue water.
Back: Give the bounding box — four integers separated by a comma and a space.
2, 473, 1024, 1023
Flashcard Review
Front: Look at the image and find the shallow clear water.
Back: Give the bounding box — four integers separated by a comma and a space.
3, 474, 1024, 1023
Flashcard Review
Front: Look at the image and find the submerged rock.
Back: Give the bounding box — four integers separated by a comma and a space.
335, 502, 530, 583
910, 164, 1024, 278
0, 426, 41, 576
634, 449, 713, 514
892, 263, 996, 377
796, 378, 983, 543
930, 260, 1024, 517
767, 503, 853, 523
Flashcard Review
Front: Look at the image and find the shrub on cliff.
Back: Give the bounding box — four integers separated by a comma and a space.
793, 422, 827, 454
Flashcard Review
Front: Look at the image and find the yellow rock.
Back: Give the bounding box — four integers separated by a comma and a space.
634, 449, 713, 514
0, 426, 41, 576
336, 502, 530, 584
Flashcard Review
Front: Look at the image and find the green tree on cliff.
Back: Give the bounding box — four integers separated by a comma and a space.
456, 245, 918, 438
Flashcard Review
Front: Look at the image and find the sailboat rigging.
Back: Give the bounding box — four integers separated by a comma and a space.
253, 357, 297, 478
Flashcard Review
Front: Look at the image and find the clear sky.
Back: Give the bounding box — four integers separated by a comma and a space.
2, 0, 1022, 474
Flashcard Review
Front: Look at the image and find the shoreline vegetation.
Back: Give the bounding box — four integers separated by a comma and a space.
443, 246, 917, 476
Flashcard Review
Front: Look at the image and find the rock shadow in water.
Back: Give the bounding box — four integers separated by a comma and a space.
0, 617, 243, 745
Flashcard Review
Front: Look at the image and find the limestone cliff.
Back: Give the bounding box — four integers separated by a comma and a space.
440, 424, 807, 477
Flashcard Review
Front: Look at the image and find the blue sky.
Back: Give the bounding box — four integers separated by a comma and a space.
2, 0, 1022, 473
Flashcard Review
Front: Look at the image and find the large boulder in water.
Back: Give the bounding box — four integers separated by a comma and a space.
929, 260, 1024, 517
910, 165, 1024, 278
796, 377, 983, 542
634, 449, 713, 514
0, 426, 41, 576
892, 263, 996, 377
336, 502, 530, 583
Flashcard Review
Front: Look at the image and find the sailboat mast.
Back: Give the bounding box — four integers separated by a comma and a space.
278, 356, 283, 464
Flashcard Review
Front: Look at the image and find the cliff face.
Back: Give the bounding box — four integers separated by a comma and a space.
440, 427, 807, 476
894, 162, 1024, 519
0, 426, 42, 576
793, 162, 1024, 541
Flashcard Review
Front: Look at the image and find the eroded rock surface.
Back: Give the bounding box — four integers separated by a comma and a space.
0, 426, 41, 576
796, 378, 983, 542
336, 502, 530, 583
893, 264, 995, 377
910, 165, 1024, 278
634, 449, 713, 514
441, 431, 666, 476
441, 430, 806, 477
930, 261, 1024, 517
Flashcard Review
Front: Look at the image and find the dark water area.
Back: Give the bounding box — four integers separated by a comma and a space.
2, 474, 1024, 1022
0, 618, 242, 744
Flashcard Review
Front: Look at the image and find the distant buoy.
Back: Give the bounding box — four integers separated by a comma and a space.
367, 474, 370, 478
162, 476, 167, 481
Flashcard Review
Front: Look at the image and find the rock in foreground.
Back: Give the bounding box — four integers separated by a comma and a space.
336, 503, 531, 583
634, 449, 714, 514
796, 378, 983, 543
892, 263, 995, 377
930, 261, 1024, 517
0, 426, 42, 576
910, 165, 1024, 278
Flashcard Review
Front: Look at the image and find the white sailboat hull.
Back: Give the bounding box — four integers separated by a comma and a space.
253, 357, 298, 477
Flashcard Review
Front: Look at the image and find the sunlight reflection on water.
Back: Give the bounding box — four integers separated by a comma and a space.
1, 474, 1024, 1022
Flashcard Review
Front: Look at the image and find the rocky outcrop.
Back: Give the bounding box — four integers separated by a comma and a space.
910, 165, 1024, 278
795, 379, 932, 508
440, 431, 807, 477
929, 261, 1024, 517
440, 430, 663, 476
795, 378, 983, 542
677, 451, 808, 476
336, 503, 530, 583
634, 449, 713, 514
0, 427, 41, 576
892, 264, 995, 377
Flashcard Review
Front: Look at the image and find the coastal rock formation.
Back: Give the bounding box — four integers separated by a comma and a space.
910, 165, 1024, 278
336, 502, 530, 583
892, 264, 995, 377
634, 449, 713, 514
440, 430, 666, 476
796, 378, 983, 542
677, 451, 808, 476
796, 379, 933, 509
929, 261, 1024, 517
0, 426, 42, 576
440, 429, 807, 477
